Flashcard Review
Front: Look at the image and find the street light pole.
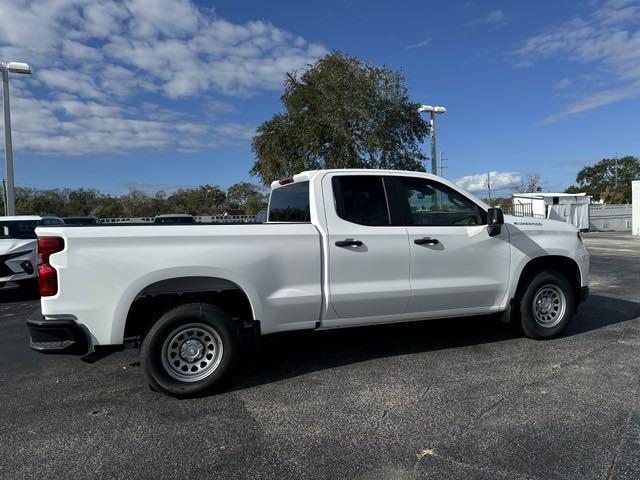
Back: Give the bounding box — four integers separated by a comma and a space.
418, 105, 446, 175
429, 110, 437, 175
2, 66, 15, 215
1, 61, 31, 216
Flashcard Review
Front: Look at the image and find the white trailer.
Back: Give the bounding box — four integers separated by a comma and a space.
512, 192, 591, 230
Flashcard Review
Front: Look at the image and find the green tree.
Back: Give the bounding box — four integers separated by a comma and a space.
567, 156, 639, 202
63, 188, 103, 216
93, 195, 126, 218
15, 187, 66, 216
225, 182, 261, 209
251, 51, 430, 185
166, 185, 226, 215
244, 194, 265, 215
564, 185, 581, 194
120, 190, 153, 217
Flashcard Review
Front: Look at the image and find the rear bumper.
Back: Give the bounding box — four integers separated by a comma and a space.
27, 318, 91, 355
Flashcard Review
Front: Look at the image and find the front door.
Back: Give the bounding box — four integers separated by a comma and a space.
386, 176, 511, 315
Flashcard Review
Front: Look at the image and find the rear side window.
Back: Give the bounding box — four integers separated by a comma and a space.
332, 176, 390, 226
268, 181, 311, 222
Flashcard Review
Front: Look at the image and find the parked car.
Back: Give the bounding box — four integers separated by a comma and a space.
62, 216, 101, 225
29, 170, 589, 396
153, 214, 196, 224
0, 215, 64, 290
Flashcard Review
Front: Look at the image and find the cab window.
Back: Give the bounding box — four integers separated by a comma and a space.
332, 176, 390, 226
392, 177, 484, 226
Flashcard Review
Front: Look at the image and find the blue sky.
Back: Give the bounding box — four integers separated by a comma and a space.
1, 0, 639, 196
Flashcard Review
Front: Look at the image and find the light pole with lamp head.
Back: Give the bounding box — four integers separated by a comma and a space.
1, 61, 31, 216
418, 104, 446, 175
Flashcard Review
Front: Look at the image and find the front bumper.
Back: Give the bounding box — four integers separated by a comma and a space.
27, 318, 90, 355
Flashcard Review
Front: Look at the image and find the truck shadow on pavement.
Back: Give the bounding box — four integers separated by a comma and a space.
228, 293, 640, 393
0, 286, 40, 303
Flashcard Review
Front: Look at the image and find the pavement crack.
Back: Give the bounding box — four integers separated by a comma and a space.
453, 394, 507, 442
370, 385, 432, 432
606, 396, 638, 479
412, 449, 544, 480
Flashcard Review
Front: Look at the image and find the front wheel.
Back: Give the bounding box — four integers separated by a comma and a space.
519, 271, 575, 340
141, 303, 239, 397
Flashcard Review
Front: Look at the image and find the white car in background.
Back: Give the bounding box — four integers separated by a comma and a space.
0, 215, 64, 290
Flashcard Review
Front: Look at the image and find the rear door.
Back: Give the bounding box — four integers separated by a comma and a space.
323, 173, 411, 319
386, 175, 511, 314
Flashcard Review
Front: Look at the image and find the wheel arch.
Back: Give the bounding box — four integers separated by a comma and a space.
112, 268, 262, 343
513, 255, 581, 305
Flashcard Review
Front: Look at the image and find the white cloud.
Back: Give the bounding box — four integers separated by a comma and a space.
467, 9, 506, 26
454, 171, 521, 193
541, 81, 640, 124
6, 91, 257, 155
0, 0, 327, 155
554, 77, 572, 90
512, 0, 640, 123
405, 39, 431, 50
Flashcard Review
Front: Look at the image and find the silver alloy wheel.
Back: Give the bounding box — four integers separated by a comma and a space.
532, 284, 566, 328
161, 323, 224, 382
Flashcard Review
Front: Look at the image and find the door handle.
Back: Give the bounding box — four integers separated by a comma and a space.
335, 239, 363, 247
414, 237, 439, 245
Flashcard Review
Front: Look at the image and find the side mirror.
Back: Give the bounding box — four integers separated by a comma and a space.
487, 207, 504, 237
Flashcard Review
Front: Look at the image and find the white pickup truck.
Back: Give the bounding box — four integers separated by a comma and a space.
30, 169, 589, 397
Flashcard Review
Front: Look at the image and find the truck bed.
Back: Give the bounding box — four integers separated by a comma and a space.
36, 223, 323, 344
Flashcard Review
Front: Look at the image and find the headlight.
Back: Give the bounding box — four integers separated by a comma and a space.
577, 231, 583, 244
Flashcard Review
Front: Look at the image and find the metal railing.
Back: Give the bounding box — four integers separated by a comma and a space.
498, 203, 540, 218
99, 215, 258, 224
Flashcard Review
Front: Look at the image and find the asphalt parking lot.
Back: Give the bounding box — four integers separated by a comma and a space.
1, 232, 638, 480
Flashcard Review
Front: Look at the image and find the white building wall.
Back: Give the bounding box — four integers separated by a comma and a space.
633, 181, 640, 236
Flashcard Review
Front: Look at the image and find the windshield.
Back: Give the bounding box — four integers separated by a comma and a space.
0, 221, 38, 239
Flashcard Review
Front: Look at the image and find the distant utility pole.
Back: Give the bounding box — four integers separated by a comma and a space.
439, 151, 448, 178
615, 152, 619, 191
486, 172, 492, 204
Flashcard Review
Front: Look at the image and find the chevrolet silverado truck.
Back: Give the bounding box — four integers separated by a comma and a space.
29, 169, 589, 397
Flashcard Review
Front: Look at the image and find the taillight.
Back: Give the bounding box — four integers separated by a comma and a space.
278, 177, 294, 185
37, 236, 64, 296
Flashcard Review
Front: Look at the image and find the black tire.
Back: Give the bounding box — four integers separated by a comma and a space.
141, 303, 239, 397
519, 271, 575, 340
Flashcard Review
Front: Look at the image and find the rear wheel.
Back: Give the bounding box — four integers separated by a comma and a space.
519, 271, 575, 339
141, 303, 239, 397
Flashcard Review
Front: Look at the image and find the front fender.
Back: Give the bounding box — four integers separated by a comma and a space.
505, 223, 589, 303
